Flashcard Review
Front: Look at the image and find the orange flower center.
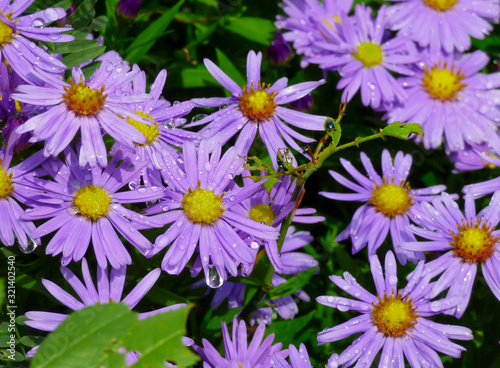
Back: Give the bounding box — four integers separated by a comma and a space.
372, 290, 419, 337
449, 219, 498, 263
423, 0, 458, 11
422, 62, 466, 101
239, 82, 278, 121
370, 177, 414, 217
63, 77, 107, 116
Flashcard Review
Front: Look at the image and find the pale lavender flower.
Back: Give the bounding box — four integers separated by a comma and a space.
0, 0, 73, 84
320, 149, 446, 265
317, 251, 473, 367
448, 141, 500, 172
13, 60, 152, 167
111, 65, 198, 187
275, 0, 354, 68
208, 227, 318, 325
386, 49, 500, 152
188, 50, 326, 168
271, 344, 312, 368
310, 4, 418, 108
0, 141, 44, 251
22, 149, 164, 268
386, 0, 500, 54
146, 140, 279, 281
401, 192, 500, 318
463, 154, 500, 197
193, 319, 286, 368
25, 258, 183, 357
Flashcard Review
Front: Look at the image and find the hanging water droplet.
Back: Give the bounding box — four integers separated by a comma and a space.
32, 18, 45, 28
219, 104, 228, 110
191, 114, 207, 123
21, 238, 40, 254
206, 266, 223, 288
163, 118, 175, 129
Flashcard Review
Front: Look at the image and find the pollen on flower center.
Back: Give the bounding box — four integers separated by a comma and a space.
0, 11, 15, 45
182, 184, 225, 225
248, 204, 276, 225
239, 82, 278, 121
127, 111, 159, 145
422, 62, 466, 101
370, 177, 413, 217
63, 77, 107, 116
73, 185, 111, 221
353, 42, 383, 68
372, 290, 419, 337
0, 165, 14, 199
449, 219, 499, 263
423, 0, 458, 11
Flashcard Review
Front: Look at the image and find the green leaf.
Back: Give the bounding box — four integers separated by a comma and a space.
90, 15, 108, 31
325, 118, 341, 147
124, 0, 185, 64
31, 303, 136, 368
176, 65, 221, 88
51, 39, 99, 54
223, 17, 275, 45
65, 0, 97, 30
267, 266, 318, 300
20, 335, 45, 347
216, 48, 245, 89
263, 176, 281, 195
124, 305, 199, 368
206, 308, 243, 330
381, 122, 423, 140
61, 45, 106, 68
264, 311, 315, 347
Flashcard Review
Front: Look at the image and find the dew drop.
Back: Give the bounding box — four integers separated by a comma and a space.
21, 238, 40, 254
206, 266, 223, 288
164, 119, 175, 129
191, 114, 208, 123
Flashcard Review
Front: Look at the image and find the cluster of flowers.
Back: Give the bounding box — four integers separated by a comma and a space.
276, 0, 500, 172
1, 0, 499, 367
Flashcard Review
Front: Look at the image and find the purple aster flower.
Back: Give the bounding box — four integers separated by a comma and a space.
310, 4, 419, 108
317, 251, 473, 367
188, 50, 326, 168
448, 141, 500, 172
111, 65, 198, 187
386, 0, 500, 54
25, 258, 183, 357
401, 192, 500, 318
0, 141, 45, 252
193, 319, 286, 367
117, 0, 142, 19
320, 149, 447, 265
0, 0, 73, 84
268, 31, 292, 65
463, 154, 500, 197
275, 0, 354, 68
22, 148, 165, 268
208, 227, 318, 325
13, 60, 153, 167
56, 2, 77, 27
386, 49, 500, 152
145, 140, 279, 282
271, 344, 312, 368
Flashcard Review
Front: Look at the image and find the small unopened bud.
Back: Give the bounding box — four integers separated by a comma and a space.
117, 0, 142, 20
268, 31, 292, 65
290, 93, 313, 112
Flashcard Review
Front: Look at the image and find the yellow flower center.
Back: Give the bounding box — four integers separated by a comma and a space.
353, 42, 383, 68
323, 15, 342, 32
449, 219, 498, 263
73, 185, 111, 221
239, 82, 278, 121
0, 11, 14, 46
63, 77, 107, 116
423, 0, 458, 11
370, 177, 413, 217
372, 290, 419, 337
182, 184, 225, 225
0, 164, 14, 199
127, 111, 159, 145
422, 62, 466, 101
248, 204, 276, 225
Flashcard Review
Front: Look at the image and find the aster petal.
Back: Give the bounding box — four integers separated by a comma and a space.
204, 58, 243, 95
122, 268, 161, 309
